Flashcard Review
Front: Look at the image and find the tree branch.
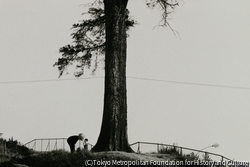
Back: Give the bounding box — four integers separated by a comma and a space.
146, 0, 181, 38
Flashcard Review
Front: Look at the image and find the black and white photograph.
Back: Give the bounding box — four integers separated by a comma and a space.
0, 0, 249, 166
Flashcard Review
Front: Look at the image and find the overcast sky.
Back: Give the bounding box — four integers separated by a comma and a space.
0, 0, 249, 161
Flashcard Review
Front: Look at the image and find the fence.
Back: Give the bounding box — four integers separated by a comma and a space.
130, 141, 232, 162
24, 138, 93, 152
23, 139, 232, 162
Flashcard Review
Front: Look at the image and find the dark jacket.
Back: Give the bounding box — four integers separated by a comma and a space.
67, 135, 78, 145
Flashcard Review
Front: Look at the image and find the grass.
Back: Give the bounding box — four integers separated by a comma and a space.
0, 138, 34, 163
0, 149, 138, 167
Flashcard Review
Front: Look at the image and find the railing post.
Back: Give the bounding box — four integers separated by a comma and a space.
157, 144, 159, 153
55, 139, 57, 150
46, 139, 50, 151
204, 152, 208, 161
137, 142, 140, 153
63, 139, 65, 150
33, 140, 36, 150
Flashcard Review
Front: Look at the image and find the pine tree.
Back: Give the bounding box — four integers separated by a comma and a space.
54, 0, 179, 152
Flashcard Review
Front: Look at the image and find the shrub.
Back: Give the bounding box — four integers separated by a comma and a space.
158, 145, 181, 155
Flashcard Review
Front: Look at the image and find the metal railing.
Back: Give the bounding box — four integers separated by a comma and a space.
130, 141, 232, 162
24, 138, 93, 152
23, 139, 232, 162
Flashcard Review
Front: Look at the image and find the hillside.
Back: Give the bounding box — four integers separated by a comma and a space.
1, 138, 217, 167
0, 139, 201, 167
0, 150, 198, 167
0, 138, 33, 163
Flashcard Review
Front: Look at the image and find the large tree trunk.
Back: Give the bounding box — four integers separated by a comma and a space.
92, 0, 133, 152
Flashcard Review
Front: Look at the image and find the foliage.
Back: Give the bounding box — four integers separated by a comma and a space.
146, 0, 180, 25
0, 137, 34, 164
202, 153, 213, 161
158, 145, 181, 155
157, 146, 220, 166
53, 4, 136, 77
0, 138, 33, 157
53, 0, 181, 78
187, 152, 199, 160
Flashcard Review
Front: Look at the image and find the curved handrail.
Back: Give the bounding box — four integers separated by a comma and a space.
130, 141, 232, 161
23, 139, 232, 161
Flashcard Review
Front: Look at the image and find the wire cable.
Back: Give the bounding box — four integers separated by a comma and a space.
1, 76, 250, 90
0, 77, 103, 85
128, 76, 250, 90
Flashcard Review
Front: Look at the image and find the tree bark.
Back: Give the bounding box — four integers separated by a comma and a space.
92, 0, 133, 152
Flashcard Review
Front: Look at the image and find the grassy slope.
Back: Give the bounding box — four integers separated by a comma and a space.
0, 149, 201, 167
1, 138, 203, 167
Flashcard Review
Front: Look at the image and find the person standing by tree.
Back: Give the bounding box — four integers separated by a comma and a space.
67, 133, 84, 153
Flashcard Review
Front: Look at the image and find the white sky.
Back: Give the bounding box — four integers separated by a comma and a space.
0, 0, 249, 161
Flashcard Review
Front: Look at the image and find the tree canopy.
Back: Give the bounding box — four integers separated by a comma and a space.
54, 0, 179, 77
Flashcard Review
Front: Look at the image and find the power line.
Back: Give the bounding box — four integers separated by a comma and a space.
0, 77, 103, 85
0, 76, 250, 90
128, 76, 250, 90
